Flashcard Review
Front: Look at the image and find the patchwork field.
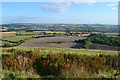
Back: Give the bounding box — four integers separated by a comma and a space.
16, 36, 86, 48
0, 31, 41, 47
1, 32, 17, 37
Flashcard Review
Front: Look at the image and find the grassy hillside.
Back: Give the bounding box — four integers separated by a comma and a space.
2, 48, 119, 79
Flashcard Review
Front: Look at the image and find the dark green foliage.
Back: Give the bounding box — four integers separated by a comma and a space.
81, 39, 92, 49
4, 72, 21, 79
88, 34, 120, 46
53, 33, 71, 36
3, 43, 14, 47
76, 34, 120, 49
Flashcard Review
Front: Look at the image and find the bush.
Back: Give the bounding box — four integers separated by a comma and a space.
3, 43, 13, 47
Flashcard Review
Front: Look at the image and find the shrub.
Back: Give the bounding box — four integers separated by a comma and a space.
3, 43, 13, 47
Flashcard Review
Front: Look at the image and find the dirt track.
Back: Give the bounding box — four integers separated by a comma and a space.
16, 36, 86, 49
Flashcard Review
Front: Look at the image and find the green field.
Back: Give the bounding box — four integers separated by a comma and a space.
1, 32, 41, 47
0, 41, 16, 47
104, 33, 118, 35
105, 35, 118, 37
1, 32, 17, 37
2, 36, 33, 42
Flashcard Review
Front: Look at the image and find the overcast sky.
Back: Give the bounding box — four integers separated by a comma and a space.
2, 1, 118, 24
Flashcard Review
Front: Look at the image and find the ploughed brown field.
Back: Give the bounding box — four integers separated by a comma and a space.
89, 43, 119, 51
16, 36, 86, 49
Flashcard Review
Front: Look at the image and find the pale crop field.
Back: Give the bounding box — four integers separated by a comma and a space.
1, 41, 16, 46
1, 32, 40, 47
104, 33, 118, 35
1, 32, 17, 38
2, 47, 118, 56
34, 31, 65, 33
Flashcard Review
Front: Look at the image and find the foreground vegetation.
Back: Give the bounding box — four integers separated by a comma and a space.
2, 48, 120, 79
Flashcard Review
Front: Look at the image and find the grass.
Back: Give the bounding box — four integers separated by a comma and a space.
105, 35, 118, 37
2, 48, 118, 56
7, 48, 118, 56
1, 31, 41, 47
104, 33, 118, 35
2, 69, 40, 78
0, 41, 16, 47
17, 32, 37, 35
2, 36, 35, 42
1, 32, 17, 38
1, 35, 38, 47
34, 31, 65, 33
0, 41, 2, 46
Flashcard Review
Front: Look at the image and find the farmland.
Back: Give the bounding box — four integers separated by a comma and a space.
1, 32, 39, 47
89, 43, 119, 51
1, 31, 72, 47
1, 27, 90, 48
1, 24, 119, 51
16, 36, 86, 48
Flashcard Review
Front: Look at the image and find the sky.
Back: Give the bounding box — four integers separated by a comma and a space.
1, 1, 118, 24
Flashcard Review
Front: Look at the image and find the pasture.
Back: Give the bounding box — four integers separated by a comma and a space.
33, 31, 66, 33
2, 36, 32, 42
104, 33, 118, 35
1, 32, 17, 38
1, 32, 40, 47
